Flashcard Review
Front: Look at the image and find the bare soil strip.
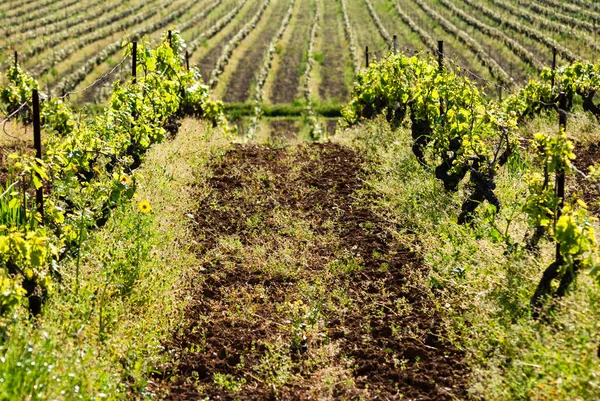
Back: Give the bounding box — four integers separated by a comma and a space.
222, 0, 291, 103
197, 0, 264, 81
575, 143, 600, 216
269, 0, 313, 104
156, 143, 467, 400
318, 0, 351, 103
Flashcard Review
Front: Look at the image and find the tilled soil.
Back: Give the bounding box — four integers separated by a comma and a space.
318, 0, 350, 103
156, 143, 468, 400
268, 119, 299, 140
198, 0, 264, 81
269, 0, 313, 104
223, 0, 291, 103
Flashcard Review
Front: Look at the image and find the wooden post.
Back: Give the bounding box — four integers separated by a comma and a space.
551, 47, 557, 88
185, 50, 190, 70
168, 30, 172, 48
497, 85, 502, 102
32, 89, 44, 222
555, 91, 567, 260
365, 46, 369, 68
132, 41, 137, 84
393, 35, 397, 55
437, 40, 444, 71
14, 51, 18, 68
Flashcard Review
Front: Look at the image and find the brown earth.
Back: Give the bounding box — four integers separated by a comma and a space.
223, 0, 291, 103
198, 1, 264, 81
574, 142, 600, 215
154, 142, 468, 400
325, 119, 337, 136
269, 0, 312, 104
268, 119, 299, 140
318, 0, 350, 103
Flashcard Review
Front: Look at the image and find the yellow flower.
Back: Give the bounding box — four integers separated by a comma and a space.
121, 174, 132, 185
93, 167, 102, 175
138, 201, 151, 214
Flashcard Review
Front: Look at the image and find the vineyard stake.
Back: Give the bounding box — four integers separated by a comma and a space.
14, 51, 18, 68
497, 85, 502, 102
365, 46, 369, 68
32, 89, 44, 222
393, 35, 397, 55
132, 41, 137, 84
554, 91, 567, 261
551, 47, 557, 88
185, 50, 190, 70
168, 30, 172, 48
437, 40, 444, 71
438, 40, 444, 118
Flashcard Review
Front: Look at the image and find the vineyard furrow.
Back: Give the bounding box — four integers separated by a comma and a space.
459, 0, 579, 63
317, 0, 352, 102
247, 0, 296, 137
52, 0, 198, 93
340, 0, 360, 74
2, 0, 137, 45
514, 0, 595, 33
175, 0, 223, 34
533, 0, 600, 24
436, 0, 543, 71
268, 0, 314, 104
28, 1, 163, 78
344, 0, 386, 68
364, 0, 392, 44
186, 0, 249, 56
485, 0, 600, 53
0, 0, 145, 71
392, 2, 437, 52
3, 0, 79, 27
411, 0, 510, 84
190, 0, 255, 78
2, 0, 113, 38
209, 0, 271, 88
302, 0, 322, 137
1, 0, 63, 21
221, 0, 292, 103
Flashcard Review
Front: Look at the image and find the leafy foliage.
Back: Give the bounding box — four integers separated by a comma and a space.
0, 31, 229, 317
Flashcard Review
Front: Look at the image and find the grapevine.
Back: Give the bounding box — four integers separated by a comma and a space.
436, 0, 544, 72
340, 0, 359, 75
187, 0, 249, 55
459, 0, 579, 63
392, 2, 437, 54
247, 0, 296, 138
0, 31, 229, 316
364, 0, 392, 44
209, 0, 271, 87
302, 0, 323, 140
343, 53, 516, 223
413, 0, 513, 85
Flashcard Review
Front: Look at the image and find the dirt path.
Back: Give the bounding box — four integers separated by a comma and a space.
156, 143, 468, 400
